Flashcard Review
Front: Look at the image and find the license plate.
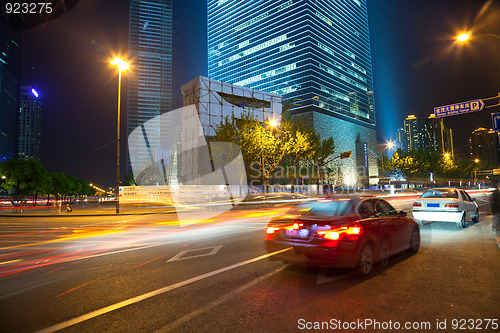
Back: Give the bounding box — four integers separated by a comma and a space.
427, 203, 439, 208
286, 228, 309, 238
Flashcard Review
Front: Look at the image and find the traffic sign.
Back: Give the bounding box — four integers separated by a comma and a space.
434, 99, 485, 118
492, 112, 500, 132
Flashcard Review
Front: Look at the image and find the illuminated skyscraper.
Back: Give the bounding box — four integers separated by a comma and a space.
18, 85, 42, 161
127, 0, 173, 174
208, 0, 378, 186
0, 11, 21, 161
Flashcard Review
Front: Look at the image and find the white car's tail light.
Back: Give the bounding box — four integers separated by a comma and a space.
413, 202, 422, 207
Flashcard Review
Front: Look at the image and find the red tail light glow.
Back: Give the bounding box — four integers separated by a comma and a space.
266, 222, 303, 235
266, 227, 280, 234
413, 202, 422, 207
445, 203, 459, 208
317, 222, 363, 242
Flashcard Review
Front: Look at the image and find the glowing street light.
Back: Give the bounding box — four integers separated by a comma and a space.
456, 31, 500, 43
110, 57, 129, 214
457, 33, 470, 42
110, 58, 129, 72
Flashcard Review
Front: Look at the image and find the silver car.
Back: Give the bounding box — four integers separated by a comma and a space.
412, 188, 478, 228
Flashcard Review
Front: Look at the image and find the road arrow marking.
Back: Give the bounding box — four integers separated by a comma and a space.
167, 245, 223, 262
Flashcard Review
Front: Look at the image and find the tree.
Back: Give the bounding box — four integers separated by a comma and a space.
50, 172, 72, 201
283, 121, 315, 189
305, 134, 337, 186
0, 158, 48, 205
213, 112, 295, 188
124, 172, 136, 186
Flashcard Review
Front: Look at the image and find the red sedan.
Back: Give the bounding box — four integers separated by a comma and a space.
265, 195, 420, 275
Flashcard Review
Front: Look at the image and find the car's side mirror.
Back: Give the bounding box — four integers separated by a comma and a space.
399, 211, 407, 216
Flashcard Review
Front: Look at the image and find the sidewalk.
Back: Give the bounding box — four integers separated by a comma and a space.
0, 203, 177, 217
0, 194, 308, 218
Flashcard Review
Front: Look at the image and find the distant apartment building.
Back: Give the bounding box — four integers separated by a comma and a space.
394, 127, 407, 152
403, 115, 420, 152
400, 114, 453, 156
18, 85, 42, 160
469, 127, 499, 167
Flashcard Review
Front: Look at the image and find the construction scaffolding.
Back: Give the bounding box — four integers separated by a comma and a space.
181, 76, 282, 137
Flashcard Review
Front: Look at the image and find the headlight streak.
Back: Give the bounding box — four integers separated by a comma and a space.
0, 206, 292, 279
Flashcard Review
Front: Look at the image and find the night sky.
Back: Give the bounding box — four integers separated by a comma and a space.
16, 0, 500, 188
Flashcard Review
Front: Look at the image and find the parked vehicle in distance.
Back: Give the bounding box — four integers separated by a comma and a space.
265, 195, 420, 276
412, 188, 478, 228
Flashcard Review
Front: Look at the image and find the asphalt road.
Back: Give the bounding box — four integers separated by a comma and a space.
0, 195, 499, 333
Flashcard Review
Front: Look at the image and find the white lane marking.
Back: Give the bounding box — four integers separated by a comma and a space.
167, 245, 223, 262
153, 264, 289, 333
35, 248, 292, 333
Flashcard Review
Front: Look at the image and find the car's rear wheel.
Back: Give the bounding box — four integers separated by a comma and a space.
407, 227, 420, 253
457, 213, 466, 228
472, 209, 479, 223
357, 243, 374, 276
378, 237, 390, 266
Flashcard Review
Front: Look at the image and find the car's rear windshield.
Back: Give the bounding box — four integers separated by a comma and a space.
420, 189, 458, 198
308, 199, 353, 217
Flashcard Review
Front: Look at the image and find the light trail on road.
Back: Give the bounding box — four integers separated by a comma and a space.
0, 206, 291, 279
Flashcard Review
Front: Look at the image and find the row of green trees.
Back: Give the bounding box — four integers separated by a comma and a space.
382, 149, 485, 181
212, 111, 341, 187
212, 111, 484, 186
0, 158, 96, 205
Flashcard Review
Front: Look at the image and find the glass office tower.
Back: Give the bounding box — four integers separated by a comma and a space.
0, 12, 21, 161
208, 0, 378, 186
128, 0, 173, 175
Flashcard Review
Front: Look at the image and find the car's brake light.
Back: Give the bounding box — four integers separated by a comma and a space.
317, 230, 340, 240
347, 225, 362, 235
445, 202, 459, 208
413, 202, 422, 207
266, 227, 280, 234
266, 221, 303, 235
317, 222, 363, 241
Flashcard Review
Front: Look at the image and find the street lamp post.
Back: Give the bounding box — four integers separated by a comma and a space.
473, 158, 480, 185
261, 119, 278, 199
110, 58, 129, 214
380, 141, 394, 189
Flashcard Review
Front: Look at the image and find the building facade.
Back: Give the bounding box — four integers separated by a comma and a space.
127, 0, 173, 174
181, 76, 281, 184
0, 12, 21, 161
181, 76, 282, 136
18, 85, 42, 161
469, 128, 499, 167
207, 0, 378, 187
400, 114, 453, 156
